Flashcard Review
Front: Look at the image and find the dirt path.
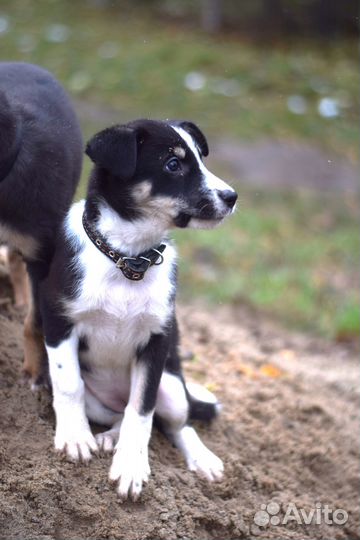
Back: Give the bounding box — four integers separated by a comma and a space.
212, 139, 359, 193
0, 274, 359, 540
75, 99, 359, 194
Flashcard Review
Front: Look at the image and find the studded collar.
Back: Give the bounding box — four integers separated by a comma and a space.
82, 211, 166, 281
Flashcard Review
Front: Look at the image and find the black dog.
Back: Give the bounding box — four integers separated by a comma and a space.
0, 62, 83, 383
40, 119, 237, 500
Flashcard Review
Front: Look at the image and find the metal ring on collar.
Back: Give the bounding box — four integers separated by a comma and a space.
151, 248, 164, 265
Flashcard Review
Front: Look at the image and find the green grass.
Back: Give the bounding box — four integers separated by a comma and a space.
0, 0, 358, 159
174, 188, 359, 339
1, 0, 359, 340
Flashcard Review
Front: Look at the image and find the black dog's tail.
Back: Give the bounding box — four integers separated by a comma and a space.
186, 382, 221, 422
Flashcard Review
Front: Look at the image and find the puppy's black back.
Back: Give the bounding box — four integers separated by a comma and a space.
0, 62, 83, 257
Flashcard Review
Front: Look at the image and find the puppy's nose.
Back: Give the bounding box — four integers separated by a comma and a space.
218, 189, 238, 208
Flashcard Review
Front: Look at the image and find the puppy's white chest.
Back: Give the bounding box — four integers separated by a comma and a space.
69, 254, 174, 367
64, 200, 176, 368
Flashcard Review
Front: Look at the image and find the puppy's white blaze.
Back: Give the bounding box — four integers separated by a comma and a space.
172, 126, 236, 195
203, 169, 234, 193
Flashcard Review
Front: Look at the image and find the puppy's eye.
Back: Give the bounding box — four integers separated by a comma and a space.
165, 157, 181, 173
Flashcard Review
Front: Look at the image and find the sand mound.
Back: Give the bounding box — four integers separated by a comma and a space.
0, 275, 359, 539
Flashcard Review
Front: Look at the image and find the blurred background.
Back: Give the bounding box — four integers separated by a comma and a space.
0, 0, 358, 342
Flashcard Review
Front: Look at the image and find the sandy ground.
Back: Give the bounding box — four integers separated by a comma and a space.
0, 270, 359, 540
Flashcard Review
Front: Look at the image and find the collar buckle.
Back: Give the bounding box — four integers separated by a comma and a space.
115, 257, 125, 269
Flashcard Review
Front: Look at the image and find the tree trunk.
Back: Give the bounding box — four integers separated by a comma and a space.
201, 0, 223, 33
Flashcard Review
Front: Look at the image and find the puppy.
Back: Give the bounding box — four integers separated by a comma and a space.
40, 119, 238, 500
0, 62, 83, 384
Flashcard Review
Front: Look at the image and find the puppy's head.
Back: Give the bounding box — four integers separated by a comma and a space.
86, 119, 237, 229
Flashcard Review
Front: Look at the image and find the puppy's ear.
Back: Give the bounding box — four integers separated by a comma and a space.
85, 126, 137, 179
177, 121, 209, 157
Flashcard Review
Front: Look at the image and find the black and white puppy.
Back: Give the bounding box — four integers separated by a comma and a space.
40, 119, 237, 501
0, 62, 82, 383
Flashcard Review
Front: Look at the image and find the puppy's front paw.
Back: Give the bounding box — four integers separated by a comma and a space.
187, 447, 224, 482
55, 425, 98, 462
109, 444, 150, 501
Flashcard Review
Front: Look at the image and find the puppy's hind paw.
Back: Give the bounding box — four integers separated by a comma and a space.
174, 426, 224, 482
188, 448, 224, 482
96, 429, 119, 454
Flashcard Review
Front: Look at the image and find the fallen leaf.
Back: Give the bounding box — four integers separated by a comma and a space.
205, 382, 219, 393
259, 363, 285, 378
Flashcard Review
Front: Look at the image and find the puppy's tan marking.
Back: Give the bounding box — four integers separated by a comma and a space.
0, 224, 39, 259
173, 146, 185, 159
132, 181, 152, 203
7, 248, 29, 308
144, 196, 183, 224
23, 292, 46, 385
132, 181, 183, 224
